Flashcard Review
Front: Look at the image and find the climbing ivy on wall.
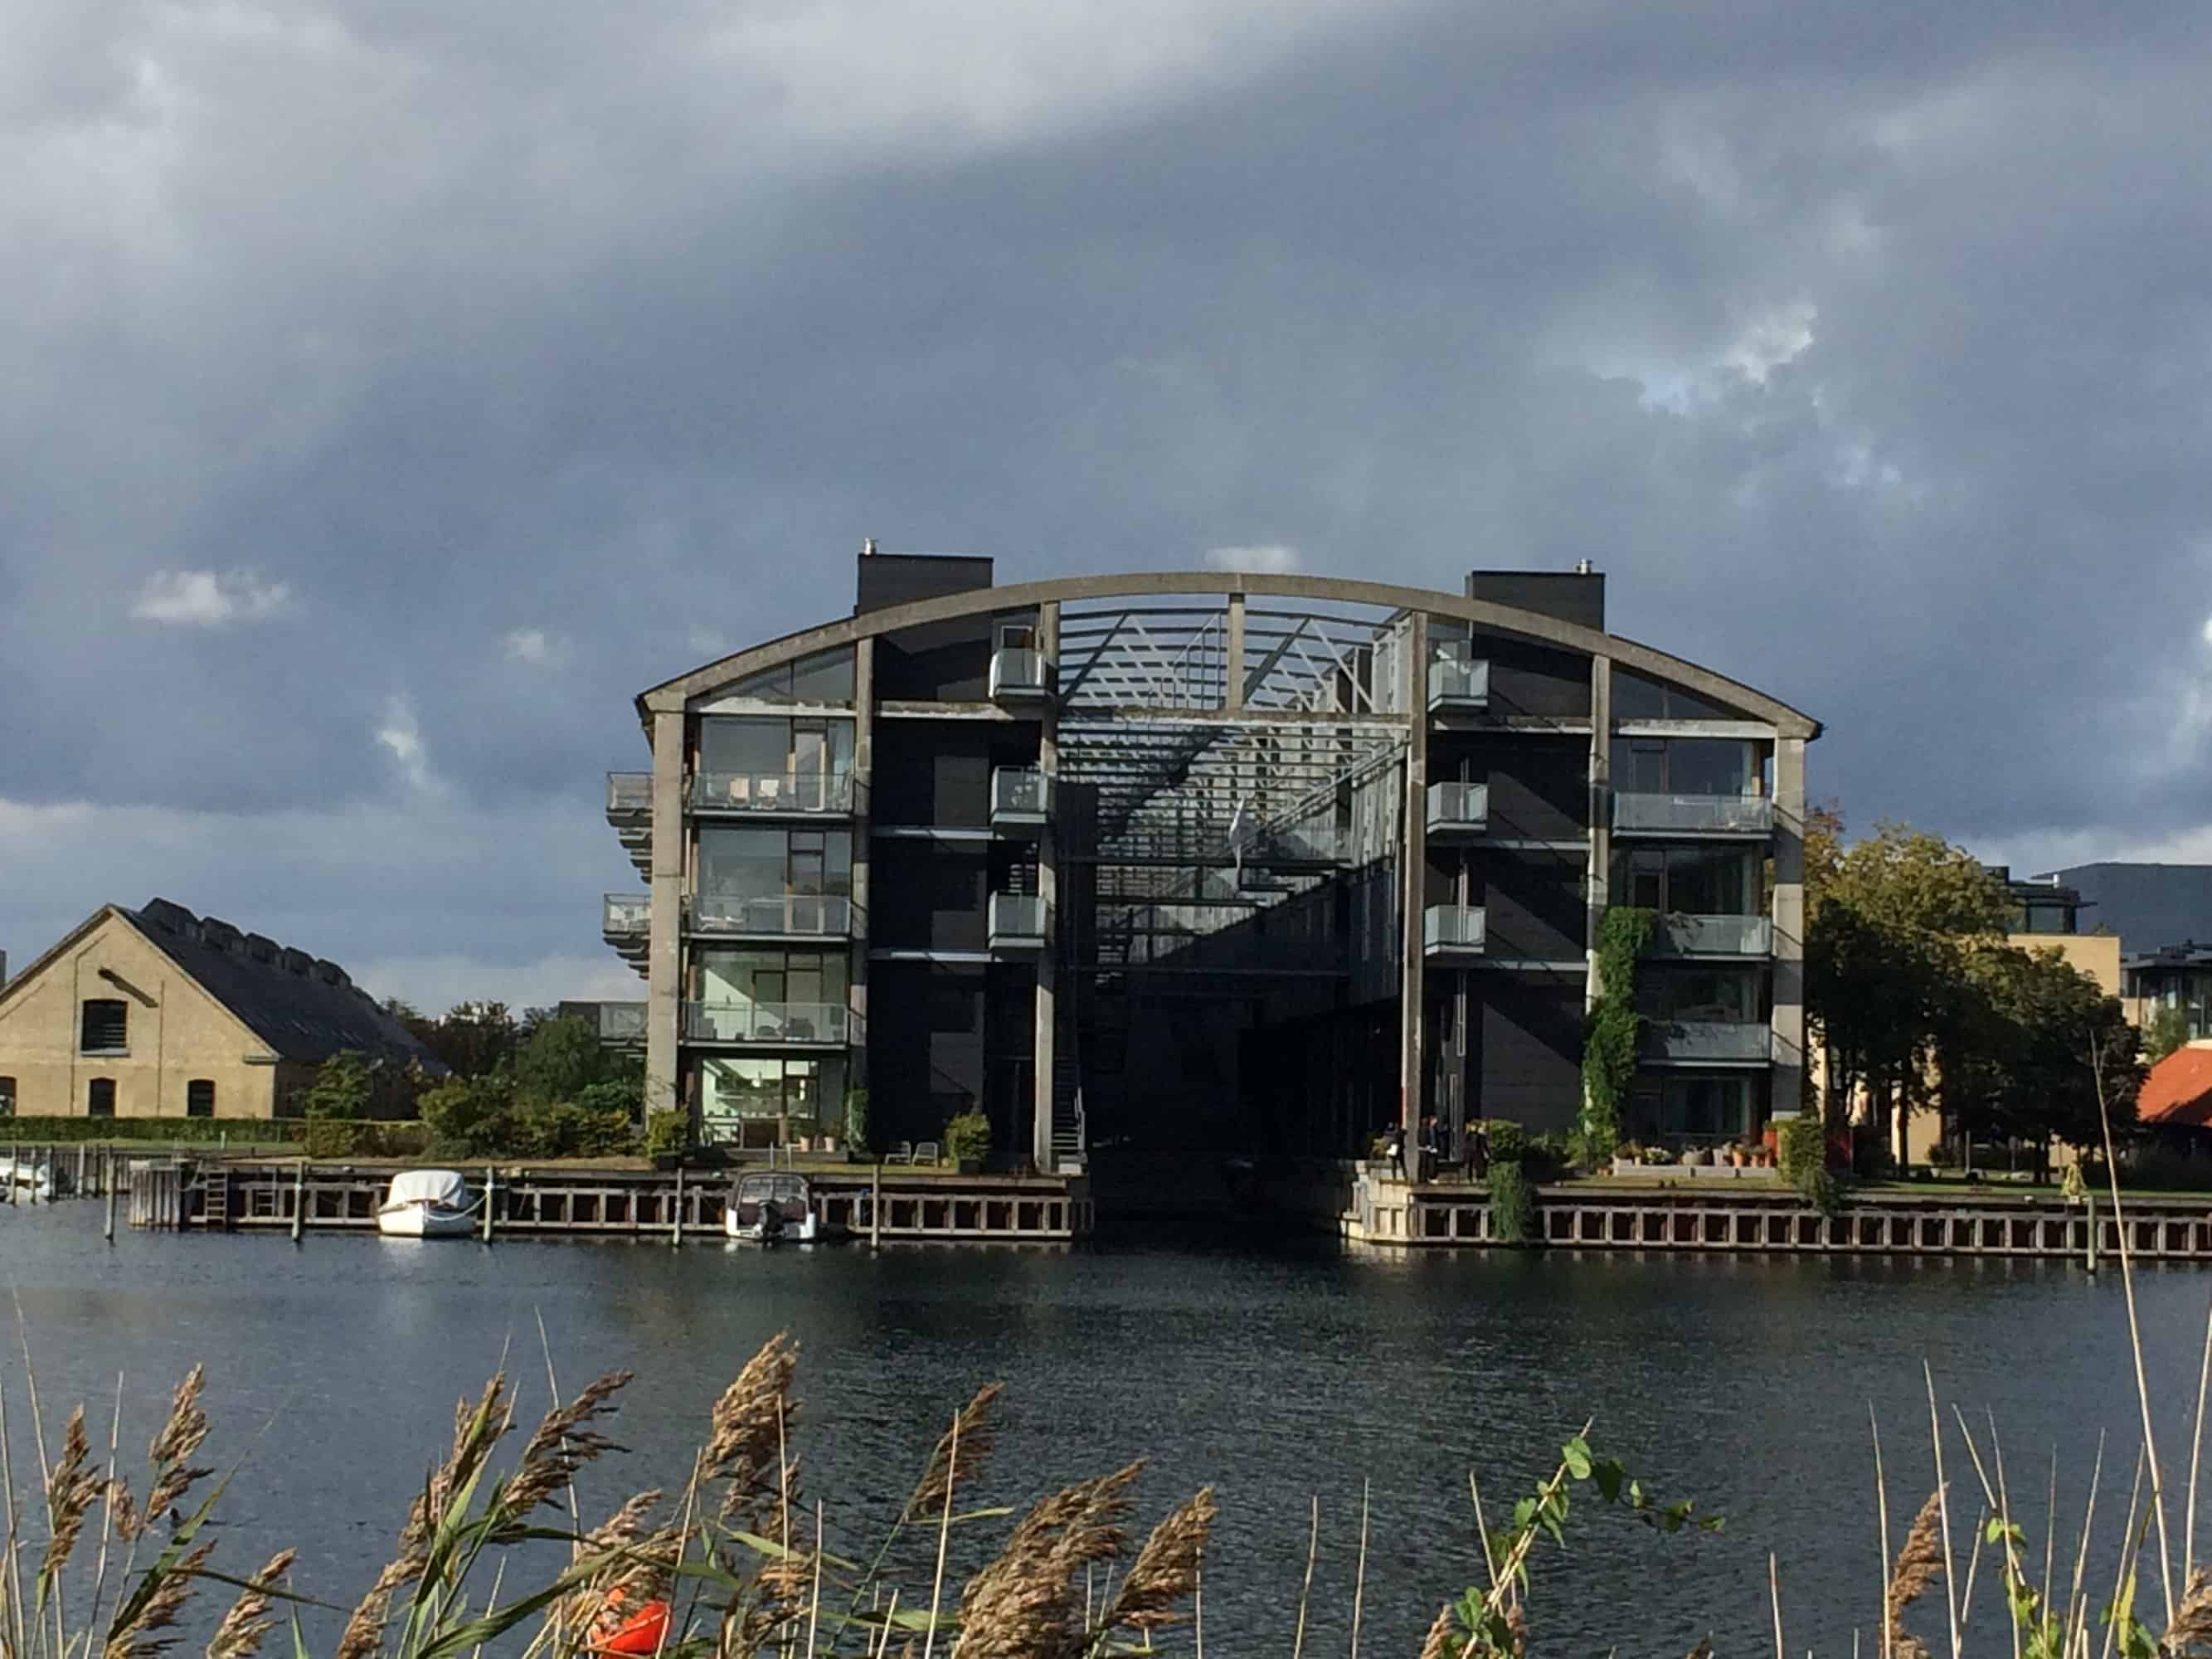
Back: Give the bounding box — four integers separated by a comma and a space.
1579, 907, 1658, 1166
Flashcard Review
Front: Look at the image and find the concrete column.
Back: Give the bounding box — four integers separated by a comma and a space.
1586, 654, 1613, 1012
850, 639, 873, 1106
644, 705, 686, 1122
1771, 735, 1807, 1118
1033, 601, 1060, 1173
1225, 591, 1247, 712
1398, 612, 1428, 1147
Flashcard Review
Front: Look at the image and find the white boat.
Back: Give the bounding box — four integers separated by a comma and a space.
376, 1169, 481, 1238
723, 1171, 841, 1244
2, 1157, 54, 1202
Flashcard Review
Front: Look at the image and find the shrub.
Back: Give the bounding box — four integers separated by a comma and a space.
1777, 1114, 1840, 1214
516, 1100, 636, 1159
943, 1108, 992, 1165
300, 1120, 432, 1160
515, 1017, 608, 1106
300, 1050, 376, 1118
1483, 1118, 1527, 1162
646, 1109, 689, 1156
843, 1087, 870, 1153
1488, 1157, 1536, 1243
419, 1074, 521, 1158
1523, 1131, 1573, 1184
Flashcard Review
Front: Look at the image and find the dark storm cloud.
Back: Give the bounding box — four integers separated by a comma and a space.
5, 0, 2211, 995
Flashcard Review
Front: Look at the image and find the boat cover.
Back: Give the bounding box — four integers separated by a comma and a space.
386, 1169, 470, 1208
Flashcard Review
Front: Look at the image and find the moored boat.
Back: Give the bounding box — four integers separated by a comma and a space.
376, 1169, 480, 1238
1, 1157, 55, 1202
722, 1170, 841, 1244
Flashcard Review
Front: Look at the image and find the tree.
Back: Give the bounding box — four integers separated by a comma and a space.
515, 1016, 609, 1106
421, 1002, 520, 1079
2144, 1003, 2192, 1065
1805, 812, 2010, 1165
418, 1073, 520, 1156
1946, 945, 2144, 1173
299, 1050, 377, 1119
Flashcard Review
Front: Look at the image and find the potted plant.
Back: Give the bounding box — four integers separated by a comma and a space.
843, 1087, 870, 1161
944, 1109, 992, 1174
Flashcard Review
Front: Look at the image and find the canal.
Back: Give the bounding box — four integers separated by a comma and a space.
2, 1201, 2200, 1654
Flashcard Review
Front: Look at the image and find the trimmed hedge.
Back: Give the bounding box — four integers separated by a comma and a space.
1777, 1115, 1840, 1214
0, 1116, 428, 1157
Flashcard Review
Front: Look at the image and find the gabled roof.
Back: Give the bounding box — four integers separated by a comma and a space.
2138, 1045, 2212, 1130
0, 897, 444, 1074
126, 899, 445, 1072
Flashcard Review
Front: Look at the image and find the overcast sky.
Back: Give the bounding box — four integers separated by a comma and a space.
5, 0, 2210, 1008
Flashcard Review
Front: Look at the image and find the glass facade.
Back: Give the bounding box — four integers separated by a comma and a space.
1612, 737, 1754, 796
1636, 967, 1760, 1023
1613, 845, 1757, 914
1629, 1075, 1758, 1145
698, 1053, 843, 1146
718, 648, 856, 705
698, 827, 853, 901
698, 715, 853, 779
694, 946, 849, 1010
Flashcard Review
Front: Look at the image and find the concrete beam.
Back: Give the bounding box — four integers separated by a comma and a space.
850, 639, 873, 1108
644, 708, 685, 1123
1035, 601, 1061, 1174
1400, 613, 1428, 1143
1587, 654, 1612, 1014
1771, 735, 1807, 1118
1225, 592, 1247, 713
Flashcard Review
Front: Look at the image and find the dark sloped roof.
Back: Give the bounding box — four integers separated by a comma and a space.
128, 898, 446, 1073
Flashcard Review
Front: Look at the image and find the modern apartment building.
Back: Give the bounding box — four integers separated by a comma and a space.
602, 556, 1819, 1168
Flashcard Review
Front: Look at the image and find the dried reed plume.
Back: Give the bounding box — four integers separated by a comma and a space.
103, 1538, 215, 1659
41, 1408, 104, 1582
950, 1462, 1141, 1658
495, 1370, 632, 1530
204, 1550, 296, 1659
704, 1332, 800, 1523
907, 1383, 1003, 1523
1100, 1486, 1215, 1634
141, 1366, 211, 1535
2166, 1567, 2212, 1656
1417, 1602, 1461, 1659
1884, 1488, 1945, 1659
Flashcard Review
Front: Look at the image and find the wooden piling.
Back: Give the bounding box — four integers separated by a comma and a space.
870, 1162, 882, 1250
5, 1141, 15, 1206
482, 1168, 496, 1243
104, 1161, 116, 1241
292, 1160, 305, 1242
671, 1165, 684, 1246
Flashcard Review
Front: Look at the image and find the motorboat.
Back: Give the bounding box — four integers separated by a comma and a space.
1, 1156, 55, 1202
376, 1169, 481, 1238
723, 1170, 840, 1244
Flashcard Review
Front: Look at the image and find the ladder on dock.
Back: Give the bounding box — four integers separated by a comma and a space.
199, 1167, 231, 1231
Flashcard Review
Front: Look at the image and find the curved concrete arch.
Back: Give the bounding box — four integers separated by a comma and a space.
642, 571, 1820, 737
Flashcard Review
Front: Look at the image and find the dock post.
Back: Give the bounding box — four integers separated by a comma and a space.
483, 1168, 497, 1243
2085, 1190, 2098, 1276
292, 1161, 306, 1243
5, 1141, 15, 1205
104, 1161, 117, 1241
870, 1162, 882, 1250
672, 1165, 684, 1248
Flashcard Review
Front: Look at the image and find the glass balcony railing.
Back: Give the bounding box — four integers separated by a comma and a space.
683, 1001, 858, 1045
689, 771, 856, 815
606, 773, 652, 815
991, 766, 1052, 825
989, 647, 1050, 701
1647, 1020, 1773, 1063
1428, 655, 1490, 708
1425, 781, 1489, 832
1422, 904, 1487, 955
684, 894, 856, 938
988, 893, 1048, 948
601, 893, 649, 937
1612, 793, 1775, 836
1648, 914, 1773, 957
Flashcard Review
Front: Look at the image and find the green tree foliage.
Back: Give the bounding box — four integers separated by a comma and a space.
417, 1073, 518, 1155
2144, 1003, 2192, 1065
943, 1108, 991, 1165
418, 1000, 521, 1079
515, 1015, 610, 1106
299, 1049, 376, 1119
1579, 907, 1655, 1166
1805, 810, 2010, 1163
1945, 945, 2145, 1169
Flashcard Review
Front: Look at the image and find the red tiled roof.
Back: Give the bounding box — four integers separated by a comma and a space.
2139, 1048, 2212, 1129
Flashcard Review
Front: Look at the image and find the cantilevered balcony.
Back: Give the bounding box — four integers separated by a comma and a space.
1612, 793, 1775, 839
683, 1000, 860, 1047
689, 771, 857, 817
1425, 781, 1489, 836
1422, 904, 1487, 959
1647, 914, 1774, 959
1645, 1020, 1773, 1066
990, 766, 1053, 833
606, 774, 652, 880
989, 646, 1052, 704
1427, 654, 1490, 710
988, 893, 1048, 952
602, 893, 649, 971
684, 893, 857, 940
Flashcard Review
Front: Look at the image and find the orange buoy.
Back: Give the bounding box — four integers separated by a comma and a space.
588, 1586, 672, 1656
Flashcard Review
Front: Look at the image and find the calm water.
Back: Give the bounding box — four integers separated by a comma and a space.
2, 1200, 2204, 1655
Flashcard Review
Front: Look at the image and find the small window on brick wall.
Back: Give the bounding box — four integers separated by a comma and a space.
187, 1080, 216, 1118
87, 1078, 116, 1117
80, 999, 129, 1054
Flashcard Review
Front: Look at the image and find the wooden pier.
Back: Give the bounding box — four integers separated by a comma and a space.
1345, 1175, 2212, 1261
118, 1159, 1092, 1244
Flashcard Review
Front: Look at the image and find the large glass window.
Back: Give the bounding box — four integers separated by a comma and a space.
1611, 737, 1753, 796
1614, 846, 1757, 914
1637, 968, 1759, 1022
698, 828, 853, 900
698, 716, 854, 781
1612, 670, 1736, 721
698, 1055, 839, 1145
1631, 1076, 1756, 1144
719, 648, 856, 706
696, 947, 848, 1010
